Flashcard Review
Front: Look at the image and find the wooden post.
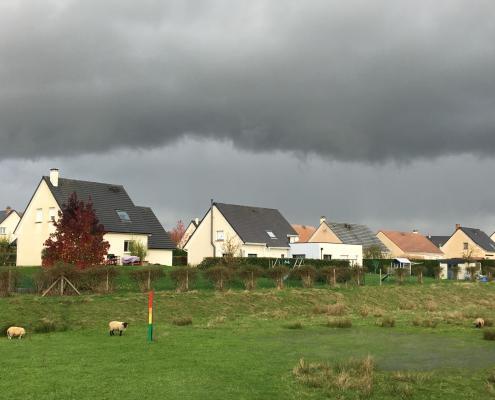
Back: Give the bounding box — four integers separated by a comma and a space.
147, 270, 151, 290
42, 278, 60, 297
379, 269, 382, 286
7, 268, 12, 293
60, 275, 64, 295
148, 290, 154, 342
333, 268, 336, 286
106, 270, 109, 292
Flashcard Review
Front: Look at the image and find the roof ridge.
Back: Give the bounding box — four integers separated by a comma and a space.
43, 176, 125, 188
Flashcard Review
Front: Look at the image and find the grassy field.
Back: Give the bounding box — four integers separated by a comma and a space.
2, 283, 495, 399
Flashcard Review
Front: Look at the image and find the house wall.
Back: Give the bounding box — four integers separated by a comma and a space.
376, 232, 443, 260
147, 249, 173, 266
184, 205, 290, 265
439, 262, 478, 280
441, 230, 495, 259
16, 180, 60, 266
289, 242, 363, 265
104, 233, 148, 263
178, 222, 197, 249
308, 223, 342, 243
0, 212, 21, 243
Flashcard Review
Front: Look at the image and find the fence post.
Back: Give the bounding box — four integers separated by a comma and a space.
379, 269, 382, 286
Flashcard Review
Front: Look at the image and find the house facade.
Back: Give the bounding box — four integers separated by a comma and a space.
15, 169, 175, 266
289, 242, 363, 265
178, 219, 199, 249
184, 202, 297, 265
376, 230, 444, 260
0, 207, 21, 243
306, 217, 388, 256
441, 225, 495, 260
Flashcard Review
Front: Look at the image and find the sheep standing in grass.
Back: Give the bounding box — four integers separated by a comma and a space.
109, 321, 128, 336
7, 326, 26, 339
474, 318, 485, 328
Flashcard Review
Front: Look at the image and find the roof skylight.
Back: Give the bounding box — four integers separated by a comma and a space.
116, 210, 131, 222
266, 230, 277, 239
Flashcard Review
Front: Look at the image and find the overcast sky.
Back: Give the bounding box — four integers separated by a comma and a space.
1, 0, 495, 235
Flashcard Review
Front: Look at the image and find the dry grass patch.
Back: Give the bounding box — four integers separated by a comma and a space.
378, 315, 396, 328
285, 322, 303, 330
412, 316, 439, 328
424, 300, 438, 312
326, 317, 352, 328
399, 301, 416, 311
293, 356, 374, 397
207, 316, 226, 328
171, 316, 193, 326
313, 303, 346, 316
483, 329, 495, 341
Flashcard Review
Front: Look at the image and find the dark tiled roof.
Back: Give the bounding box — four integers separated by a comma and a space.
427, 235, 450, 248
0, 211, 8, 224
43, 177, 174, 249
328, 222, 388, 252
460, 227, 495, 252
215, 202, 297, 248
136, 207, 175, 250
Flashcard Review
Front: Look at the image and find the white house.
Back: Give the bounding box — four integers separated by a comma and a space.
184, 202, 298, 265
14, 168, 175, 266
289, 242, 363, 265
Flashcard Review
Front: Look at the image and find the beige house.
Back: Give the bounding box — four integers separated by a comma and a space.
306, 217, 388, 255
376, 230, 444, 260
0, 207, 21, 243
441, 225, 495, 260
184, 202, 298, 265
178, 218, 199, 249
15, 169, 175, 266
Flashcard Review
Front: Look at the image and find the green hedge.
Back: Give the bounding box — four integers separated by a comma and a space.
198, 257, 350, 270
363, 259, 441, 277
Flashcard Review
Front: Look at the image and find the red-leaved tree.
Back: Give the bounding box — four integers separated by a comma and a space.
42, 192, 110, 269
169, 220, 186, 246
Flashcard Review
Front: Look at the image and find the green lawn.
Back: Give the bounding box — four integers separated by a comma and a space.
1, 284, 495, 399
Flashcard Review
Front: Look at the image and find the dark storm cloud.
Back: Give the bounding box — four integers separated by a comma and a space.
1, 0, 495, 161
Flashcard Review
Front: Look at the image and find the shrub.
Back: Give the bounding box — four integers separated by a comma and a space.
319, 266, 338, 286
326, 318, 352, 328
204, 266, 233, 291
349, 265, 367, 286
172, 316, 193, 326
170, 267, 197, 292
485, 319, 494, 327
312, 303, 346, 316
129, 267, 164, 291
33, 318, 68, 334
483, 330, 495, 341
128, 240, 148, 263
79, 266, 118, 293
412, 265, 426, 284
236, 265, 263, 290
379, 315, 396, 327
291, 265, 317, 288
285, 322, 303, 329
266, 266, 289, 290
35, 263, 83, 295
0, 268, 19, 296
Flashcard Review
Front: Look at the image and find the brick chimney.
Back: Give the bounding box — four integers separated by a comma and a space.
412, 229, 418, 234
5, 206, 12, 215
49, 168, 59, 187
455, 224, 461, 230
319, 216, 326, 225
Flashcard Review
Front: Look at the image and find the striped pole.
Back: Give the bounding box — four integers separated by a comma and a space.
148, 290, 154, 342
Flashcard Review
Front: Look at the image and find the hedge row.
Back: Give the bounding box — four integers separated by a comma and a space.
198, 257, 350, 270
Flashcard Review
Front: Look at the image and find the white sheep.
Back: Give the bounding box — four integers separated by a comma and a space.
474, 318, 485, 328
7, 326, 26, 340
109, 321, 129, 336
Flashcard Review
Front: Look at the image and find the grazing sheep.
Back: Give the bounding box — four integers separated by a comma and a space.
474, 318, 485, 328
7, 326, 26, 340
109, 321, 129, 336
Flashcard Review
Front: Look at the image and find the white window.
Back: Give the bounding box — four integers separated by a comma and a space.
0, 227, 5, 234
49, 207, 56, 222
216, 230, 225, 241
463, 242, 469, 251
35, 208, 43, 223
266, 230, 277, 239
124, 240, 131, 253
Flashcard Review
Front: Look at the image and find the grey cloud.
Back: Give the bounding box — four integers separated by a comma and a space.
1, 0, 495, 162
2, 139, 495, 235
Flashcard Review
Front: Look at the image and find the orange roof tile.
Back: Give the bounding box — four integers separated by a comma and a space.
380, 231, 443, 254
292, 224, 316, 242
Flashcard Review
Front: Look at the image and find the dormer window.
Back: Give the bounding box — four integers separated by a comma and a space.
266, 230, 277, 239
116, 210, 131, 222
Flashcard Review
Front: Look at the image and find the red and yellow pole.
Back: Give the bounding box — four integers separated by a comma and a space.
148, 290, 154, 342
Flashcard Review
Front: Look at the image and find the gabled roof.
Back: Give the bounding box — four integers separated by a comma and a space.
326, 222, 388, 252
42, 177, 174, 249
379, 231, 443, 254
0, 210, 21, 225
136, 207, 176, 250
427, 235, 450, 248
459, 227, 495, 252
215, 202, 297, 248
292, 224, 316, 242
